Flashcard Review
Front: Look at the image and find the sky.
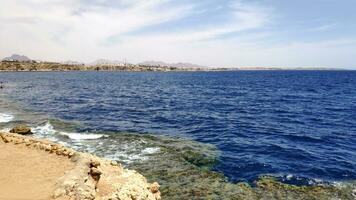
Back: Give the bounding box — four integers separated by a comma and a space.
0, 0, 355, 68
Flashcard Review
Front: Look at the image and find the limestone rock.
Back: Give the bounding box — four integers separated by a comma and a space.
90, 159, 101, 168
10, 125, 33, 135
150, 182, 160, 193
90, 167, 102, 181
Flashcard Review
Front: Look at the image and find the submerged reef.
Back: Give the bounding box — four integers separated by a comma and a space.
93, 133, 356, 200
1, 118, 355, 199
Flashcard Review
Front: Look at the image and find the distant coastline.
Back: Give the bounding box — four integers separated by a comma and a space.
0, 54, 351, 72
0, 60, 350, 72
0, 60, 211, 72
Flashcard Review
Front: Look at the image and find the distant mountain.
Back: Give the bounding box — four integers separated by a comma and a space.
139, 60, 205, 68
89, 59, 125, 66
2, 54, 31, 62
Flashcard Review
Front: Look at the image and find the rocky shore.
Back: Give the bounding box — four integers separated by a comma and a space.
1, 125, 355, 199
0, 131, 161, 200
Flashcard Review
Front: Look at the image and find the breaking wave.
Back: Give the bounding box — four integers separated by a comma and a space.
30, 121, 161, 164
60, 132, 105, 140
0, 113, 14, 123
32, 122, 104, 140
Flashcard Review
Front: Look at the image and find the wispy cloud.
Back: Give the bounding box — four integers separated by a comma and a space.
0, 0, 355, 68
0, 0, 270, 56
100, 0, 272, 47
0, 0, 194, 43
308, 23, 337, 32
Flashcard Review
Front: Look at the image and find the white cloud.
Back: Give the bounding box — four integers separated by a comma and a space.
0, 0, 200, 60
113, 1, 271, 43
1, 0, 193, 42
0, 0, 355, 68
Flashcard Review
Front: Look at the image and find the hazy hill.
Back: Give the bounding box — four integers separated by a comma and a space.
2, 54, 31, 62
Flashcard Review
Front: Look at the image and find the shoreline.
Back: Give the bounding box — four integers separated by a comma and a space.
0, 69, 352, 72
0, 131, 161, 200
0, 61, 352, 72
0, 69, 352, 73
1, 129, 355, 199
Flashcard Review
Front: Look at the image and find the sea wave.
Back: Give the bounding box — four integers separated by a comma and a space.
0, 113, 14, 123
32, 122, 56, 135
30, 121, 159, 163
32, 122, 105, 140
59, 132, 105, 140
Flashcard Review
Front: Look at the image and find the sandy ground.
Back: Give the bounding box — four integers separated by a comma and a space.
0, 142, 74, 200
0, 132, 160, 200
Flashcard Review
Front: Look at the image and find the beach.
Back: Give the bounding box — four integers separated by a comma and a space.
0, 138, 74, 200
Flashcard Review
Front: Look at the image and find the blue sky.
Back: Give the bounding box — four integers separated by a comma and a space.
0, 0, 355, 68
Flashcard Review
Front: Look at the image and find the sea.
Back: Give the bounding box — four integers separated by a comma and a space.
0, 71, 355, 196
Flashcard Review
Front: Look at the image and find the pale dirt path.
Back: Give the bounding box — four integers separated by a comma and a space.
0, 142, 74, 200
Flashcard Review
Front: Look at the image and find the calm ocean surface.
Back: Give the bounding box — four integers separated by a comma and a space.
0, 71, 355, 183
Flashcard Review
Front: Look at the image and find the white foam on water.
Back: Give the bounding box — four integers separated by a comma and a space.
142, 147, 160, 154
286, 174, 293, 180
105, 152, 149, 163
32, 122, 56, 135
104, 145, 160, 163
0, 113, 14, 123
30, 121, 158, 164
60, 132, 105, 140
32, 121, 105, 140
31, 122, 60, 143
0, 128, 11, 132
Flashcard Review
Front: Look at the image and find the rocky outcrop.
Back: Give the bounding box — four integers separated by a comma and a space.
0, 132, 161, 200
10, 125, 33, 135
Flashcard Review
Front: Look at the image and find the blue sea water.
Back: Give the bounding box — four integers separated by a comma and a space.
0, 71, 355, 183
